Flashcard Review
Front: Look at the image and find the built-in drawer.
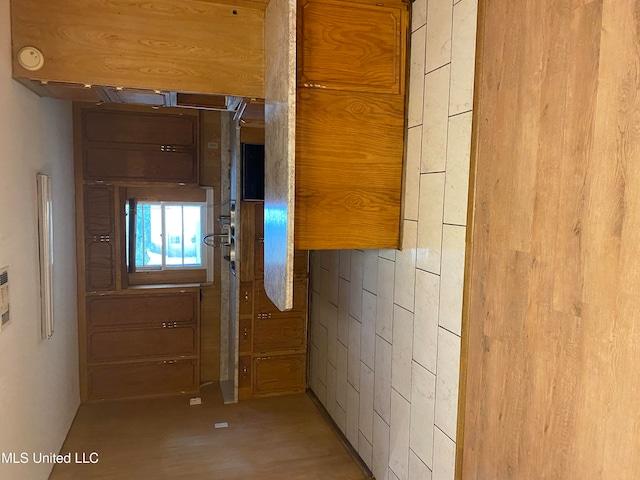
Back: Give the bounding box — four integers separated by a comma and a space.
253, 315, 306, 354
88, 325, 197, 363
88, 359, 198, 400
252, 354, 306, 397
239, 317, 252, 355
87, 292, 198, 328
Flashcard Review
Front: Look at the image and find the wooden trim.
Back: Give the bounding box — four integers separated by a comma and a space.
128, 269, 207, 286
73, 102, 89, 401
455, 0, 486, 477
125, 186, 207, 203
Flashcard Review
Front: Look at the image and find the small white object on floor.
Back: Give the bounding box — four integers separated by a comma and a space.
214, 422, 229, 429
190, 397, 202, 405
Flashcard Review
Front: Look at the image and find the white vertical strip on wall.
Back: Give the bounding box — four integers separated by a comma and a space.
36, 173, 54, 339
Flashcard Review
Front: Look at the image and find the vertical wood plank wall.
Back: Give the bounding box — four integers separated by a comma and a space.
459, 0, 640, 478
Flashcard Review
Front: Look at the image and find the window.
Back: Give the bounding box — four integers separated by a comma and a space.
132, 202, 204, 269
124, 187, 213, 286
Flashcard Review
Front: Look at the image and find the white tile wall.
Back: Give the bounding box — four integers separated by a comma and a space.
307, 2, 477, 479
373, 412, 391, 480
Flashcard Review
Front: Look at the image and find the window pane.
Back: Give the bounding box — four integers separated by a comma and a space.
183, 205, 202, 266
165, 205, 184, 266
136, 203, 162, 268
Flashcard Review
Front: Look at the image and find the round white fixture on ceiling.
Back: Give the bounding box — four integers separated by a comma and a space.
18, 46, 44, 71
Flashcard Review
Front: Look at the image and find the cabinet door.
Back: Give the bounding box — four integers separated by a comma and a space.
254, 202, 264, 278
252, 354, 306, 397
84, 185, 115, 291
253, 278, 307, 353
88, 325, 197, 362
88, 359, 198, 400
295, 88, 404, 250
83, 110, 196, 146
87, 292, 198, 328
85, 146, 197, 183
298, 0, 407, 94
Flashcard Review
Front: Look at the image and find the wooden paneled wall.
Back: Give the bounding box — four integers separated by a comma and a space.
11, 0, 265, 97
459, 0, 640, 478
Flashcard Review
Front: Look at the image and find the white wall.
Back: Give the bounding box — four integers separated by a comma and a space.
308, 0, 478, 479
0, 1, 80, 478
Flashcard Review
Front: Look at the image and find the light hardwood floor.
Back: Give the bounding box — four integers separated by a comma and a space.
458, 0, 640, 478
50, 387, 367, 480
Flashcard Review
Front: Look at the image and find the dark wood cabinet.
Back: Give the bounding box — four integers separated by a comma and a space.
85, 290, 200, 401
81, 109, 198, 184
75, 104, 203, 401
238, 201, 308, 399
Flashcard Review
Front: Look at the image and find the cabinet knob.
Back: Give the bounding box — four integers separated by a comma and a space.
244, 291, 249, 302
243, 327, 248, 340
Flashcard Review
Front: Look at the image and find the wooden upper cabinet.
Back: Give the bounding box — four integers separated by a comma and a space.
297, 0, 408, 94
81, 109, 198, 184
84, 111, 195, 146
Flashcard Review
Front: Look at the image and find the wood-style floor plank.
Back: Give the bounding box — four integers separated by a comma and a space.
459, 0, 640, 478
50, 387, 366, 480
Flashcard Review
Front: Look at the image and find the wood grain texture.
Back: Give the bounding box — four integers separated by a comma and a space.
11, 0, 265, 97
295, 88, 404, 250
459, 0, 640, 478
298, 0, 406, 94
50, 387, 367, 480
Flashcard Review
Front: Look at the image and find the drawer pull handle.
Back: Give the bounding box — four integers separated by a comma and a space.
162, 322, 178, 328
244, 291, 249, 302
243, 327, 248, 340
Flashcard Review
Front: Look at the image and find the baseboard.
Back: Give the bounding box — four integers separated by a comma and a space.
306, 389, 375, 480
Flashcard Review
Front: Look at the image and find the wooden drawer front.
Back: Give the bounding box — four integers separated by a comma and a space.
298, 0, 406, 94
239, 316, 252, 354
84, 111, 196, 146
88, 326, 197, 363
253, 315, 306, 353
256, 278, 308, 316
239, 282, 254, 316
88, 359, 198, 400
253, 354, 306, 397
87, 293, 198, 328
85, 147, 197, 183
